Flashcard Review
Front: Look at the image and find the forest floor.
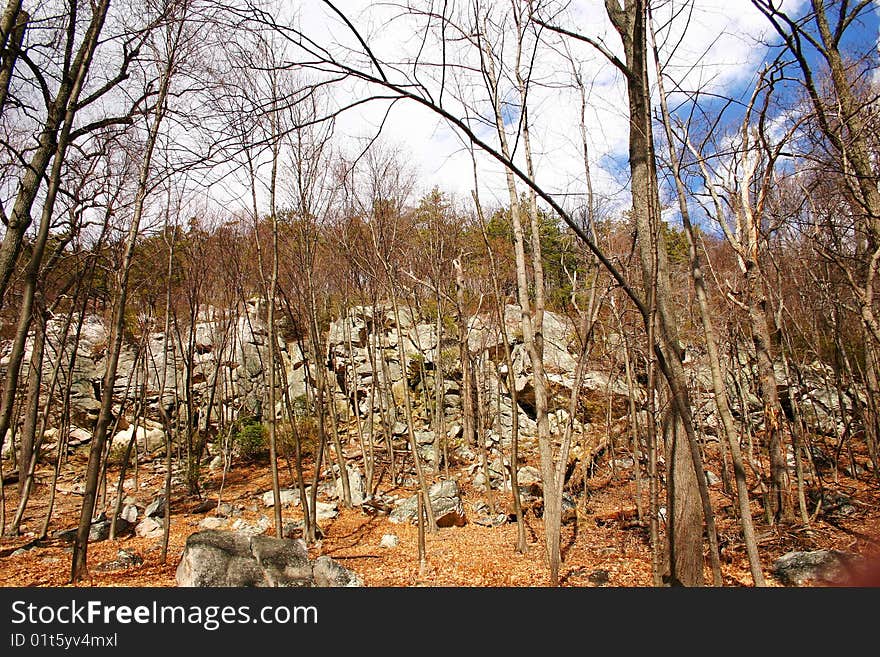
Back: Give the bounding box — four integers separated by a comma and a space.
1, 435, 879, 587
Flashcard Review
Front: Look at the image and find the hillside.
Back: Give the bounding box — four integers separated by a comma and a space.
2, 419, 878, 587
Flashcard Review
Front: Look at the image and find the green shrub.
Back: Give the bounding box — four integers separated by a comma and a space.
233, 417, 267, 460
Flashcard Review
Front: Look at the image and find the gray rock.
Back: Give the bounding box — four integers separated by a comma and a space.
772, 549, 866, 586
446, 423, 463, 439
198, 517, 227, 530
250, 535, 313, 587
810, 490, 857, 517
414, 430, 435, 445
175, 530, 361, 588
335, 466, 366, 506
313, 555, 364, 587
144, 496, 165, 518
389, 479, 466, 528
230, 516, 270, 536
176, 531, 267, 587
72, 515, 132, 542
261, 488, 300, 508
95, 549, 143, 572
705, 471, 721, 486
282, 521, 304, 539
379, 534, 399, 548
88, 520, 112, 542
135, 517, 163, 539
121, 504, 138, 524
303, 499, 338, 522
588, 569, 610, 586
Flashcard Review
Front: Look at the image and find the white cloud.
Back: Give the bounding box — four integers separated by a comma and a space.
246, 0, 812, 217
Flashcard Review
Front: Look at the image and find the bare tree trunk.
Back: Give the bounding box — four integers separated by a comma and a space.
863, 344, 880, 478
40, 279, 92, 539
0, 0, 110, 309
744, 260, 792, 524
70, 16, 178, 580
0, 2, 25, 118
16, 309, 46, 503
13, 278, 86, 534
266, 203, 283, 538
650, 21, 765, 585
606, 0, 718, 586
479, 23, 558, 581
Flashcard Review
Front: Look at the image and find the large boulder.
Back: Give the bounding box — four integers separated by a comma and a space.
176, 531, 267, 586
389, 479, 466, 528
175, 530, 362, 587
250, 535, 313, 587
312, 555, 364, 587
772, 549, 866, 587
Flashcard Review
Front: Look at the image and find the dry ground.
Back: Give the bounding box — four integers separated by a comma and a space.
1, 438, 879, 588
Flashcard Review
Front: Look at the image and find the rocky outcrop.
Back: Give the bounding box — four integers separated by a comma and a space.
389, 479, 466, 527
4, 296, 868, 465
175, 530, 363, 587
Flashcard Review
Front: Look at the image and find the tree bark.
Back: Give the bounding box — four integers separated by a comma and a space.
0, 0, 110, 309
650, 21, 765, 585
606, 0, 716, 586
70, 15, 178, 580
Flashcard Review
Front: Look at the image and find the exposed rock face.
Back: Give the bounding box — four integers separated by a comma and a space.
5, 299, 857, 491
5, 301, 623, 469
6, 299, 299, 443
389, 479, 466, 528
175, 530, 362, 587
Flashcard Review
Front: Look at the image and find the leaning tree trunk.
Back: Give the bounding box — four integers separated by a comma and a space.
0, 0, 109, 310
70, 35, 176, 581
481, 30, 558, 582
0, 2, 26, 119
650, 24, 765, 585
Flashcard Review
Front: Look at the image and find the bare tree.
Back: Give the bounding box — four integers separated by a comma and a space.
0, 0, 145, 309
71, 0, 190, 581
648, 8, 766, 585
